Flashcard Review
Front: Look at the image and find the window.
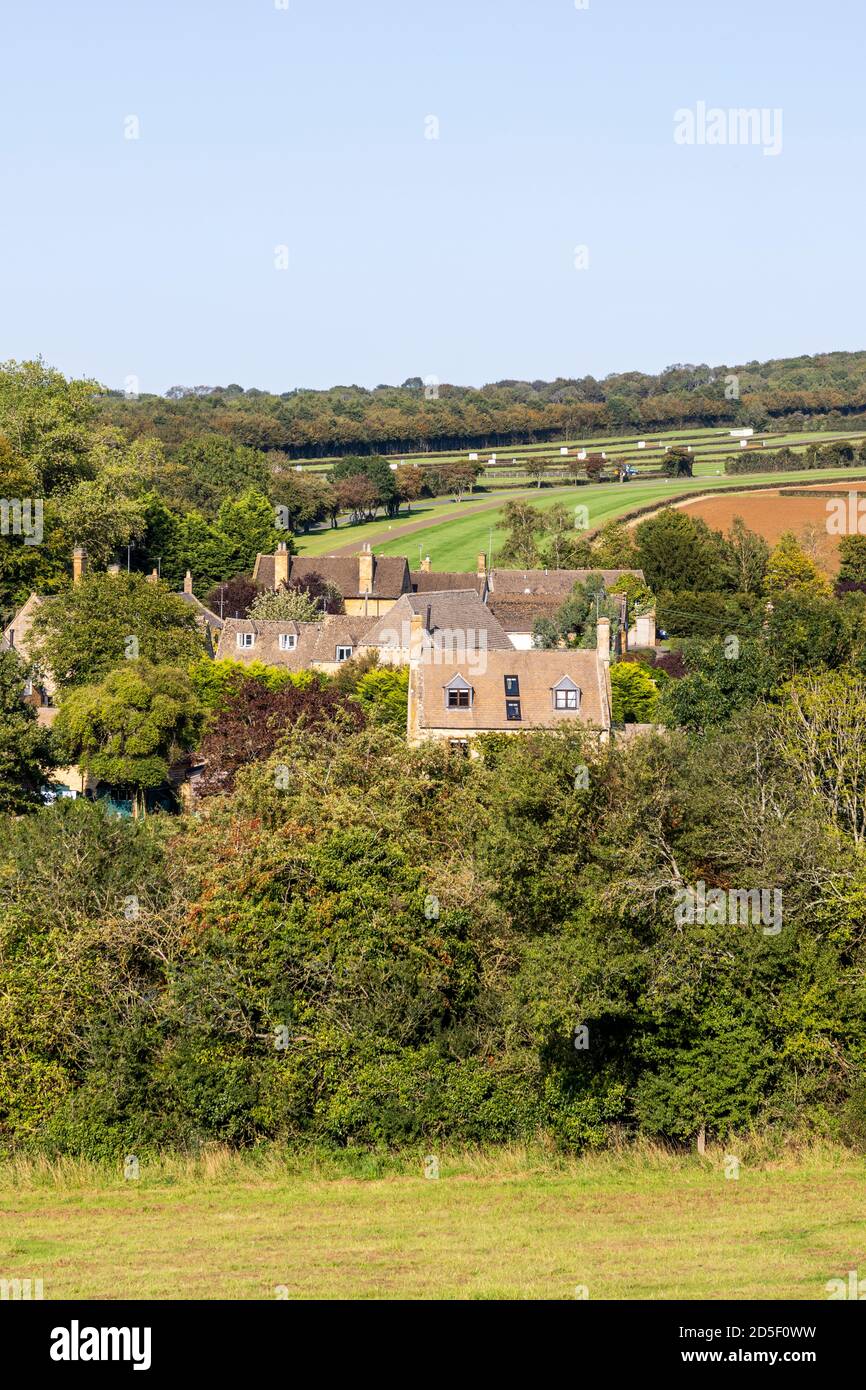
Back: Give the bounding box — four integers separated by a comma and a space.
504, 675, 520, 697
278, 633, 297, 651
506, 699, 522, 721
449, 738, 470, 755
336, 645, 353, 662
444, 674, 473, 709
551, 678, 581, 711
236, 632, 255, 649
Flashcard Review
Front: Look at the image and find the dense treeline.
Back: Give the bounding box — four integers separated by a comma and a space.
2, 691, 865, 1157
725, 440, 866, 473
99, 350, 866, 458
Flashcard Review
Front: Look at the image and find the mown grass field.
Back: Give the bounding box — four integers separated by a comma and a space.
296, 464, 866, 572
0, 1147, 861, 1300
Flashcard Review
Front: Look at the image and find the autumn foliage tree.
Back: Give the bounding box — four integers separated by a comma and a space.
197, 680, 364, 794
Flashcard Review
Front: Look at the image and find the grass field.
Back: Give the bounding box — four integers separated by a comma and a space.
295, 464, 866, 572
0, 1146, 861, 1300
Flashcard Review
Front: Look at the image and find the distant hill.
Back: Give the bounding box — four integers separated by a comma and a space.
98, 349, 866, 459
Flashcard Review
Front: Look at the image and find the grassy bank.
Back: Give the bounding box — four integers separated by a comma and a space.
0, 1144, 860, 1300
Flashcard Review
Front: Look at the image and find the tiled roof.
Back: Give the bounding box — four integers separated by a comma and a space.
176, 591, 225, 630
411, 649, 611, 733
366, 590, 513, 651
487, 595, 563, 630
215, 615, 379, 668
252, 552, 411, 599
488, 567, 645, 595
411, 570, 487, 596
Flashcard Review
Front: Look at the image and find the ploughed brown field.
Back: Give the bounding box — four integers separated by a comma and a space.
677, 482, 866, 574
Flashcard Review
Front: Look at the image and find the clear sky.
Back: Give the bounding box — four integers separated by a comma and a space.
2, 0, 862, 395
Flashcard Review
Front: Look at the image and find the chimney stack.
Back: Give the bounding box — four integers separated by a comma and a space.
421, 555, 431, 573
596, 616, 611, 663
146, 568, 159, 585
274, 542, 290, 589
72, 546, 87, 585
184, 569, 193, 595
358, 543, 374, 595
477, 552, 486, 579
409, 609, 424, 660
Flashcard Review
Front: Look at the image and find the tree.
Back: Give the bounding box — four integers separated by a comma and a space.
206, 574, 261, 621
609, 573, 655, 623
197, 680, 364, 794
0, 358, 100, 495
584, 454, 605, 482
838, 534, 866, 585
31, 572, 205, 690
496, 500, 543, 567
174, 435, 272, 516
248, 587, 324, 621
591, 521, 641, 569
609, 661, 661, 723
331, 455, 397, 515
774, 671, 866, 843
334, 475, 379, 524
525, 457, 548, 489
661, 446, 693, 477
52, 660, 204, 817
635, 510, 735, 593
540, 504, 592, 570
727, 516, 769, 594
214, 489, 285, 578
350, 666, 409, 730
764, 532, 830, 597
658, 635, 776, 729
272, 469, 336, 533
393, 464, 424, 512
0, 649, 55, 812
51, 480, 147, 570
428, 459, 481, 502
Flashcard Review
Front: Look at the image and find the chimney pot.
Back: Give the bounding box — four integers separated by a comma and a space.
72, 546, 87, 585
184, 569, 193, 595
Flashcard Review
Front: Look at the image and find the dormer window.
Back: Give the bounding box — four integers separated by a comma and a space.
444, 673, 473, 708
279, 633, 297, 651
336, 645, 353, 662
552, 676, 580, 711
236, 632, 255, 649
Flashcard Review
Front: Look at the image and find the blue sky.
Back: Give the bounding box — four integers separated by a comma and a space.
1, 0, 862, 394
